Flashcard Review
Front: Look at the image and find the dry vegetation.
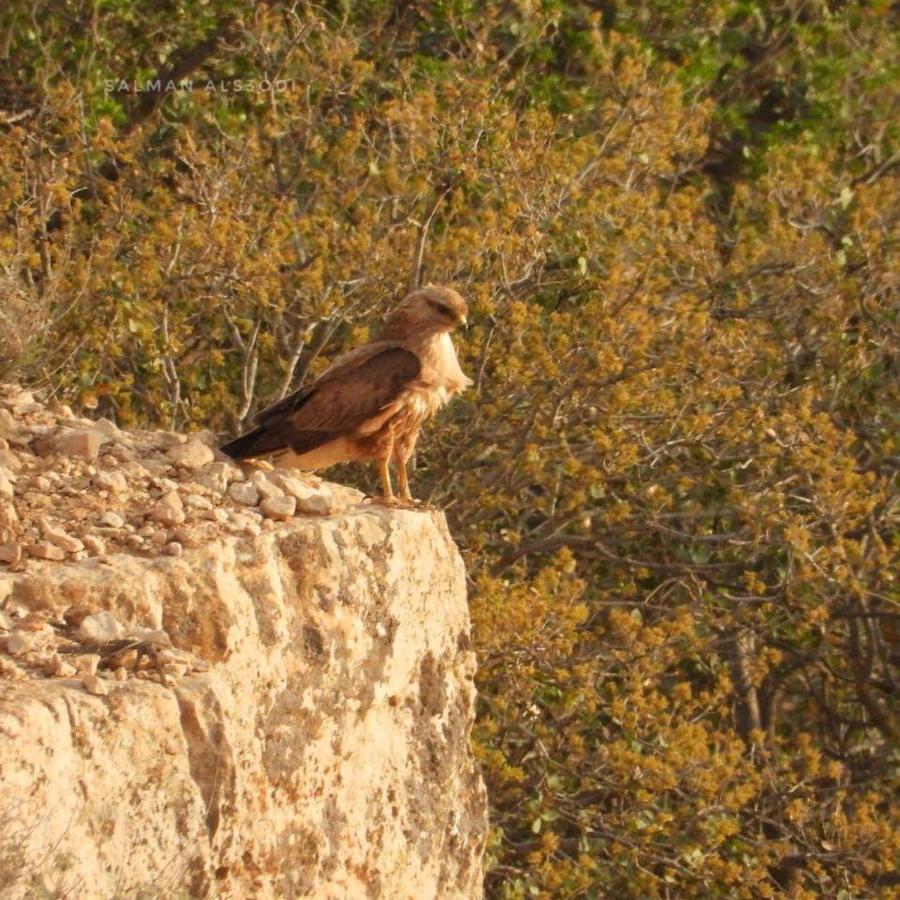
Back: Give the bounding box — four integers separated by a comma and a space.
1, 1, 897, 897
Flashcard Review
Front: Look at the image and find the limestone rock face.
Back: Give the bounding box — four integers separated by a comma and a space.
0, 385, 487, 899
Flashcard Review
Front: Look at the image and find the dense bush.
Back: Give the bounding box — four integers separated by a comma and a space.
1, 2, 897, 896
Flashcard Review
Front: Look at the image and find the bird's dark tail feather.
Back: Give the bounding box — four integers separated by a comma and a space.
220, 426, 270, 460
221, 423, 333, 460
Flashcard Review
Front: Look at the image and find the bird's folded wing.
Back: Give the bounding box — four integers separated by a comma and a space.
258, 344, 421, 436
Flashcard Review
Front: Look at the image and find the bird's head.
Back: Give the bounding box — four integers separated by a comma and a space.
396, 284, 469, 334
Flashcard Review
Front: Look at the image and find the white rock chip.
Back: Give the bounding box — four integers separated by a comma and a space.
94, 470, 128, 493
51, 655, 77, 678
82, 535, 106, 556
260, 496, 297, 521
267, 472, 338, 515
196, 461, 244, 494
99, 511, 126, 528
167, 439, 215, 470
77, 611, 126, 644
75, 654, 101, 676
81, 673, 108, 696
252, 472, 285, 501
52, 429, 106, 459
41, 521, 84, 553
227, 482, 260, 507
149, 491, 185, 527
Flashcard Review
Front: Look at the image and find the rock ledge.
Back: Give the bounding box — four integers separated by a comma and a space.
0, 385, 486, 899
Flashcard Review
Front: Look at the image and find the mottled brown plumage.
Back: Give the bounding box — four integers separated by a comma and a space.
221, 285, 471, 504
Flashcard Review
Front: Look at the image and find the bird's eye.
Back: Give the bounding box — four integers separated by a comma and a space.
429, 300, 455, 318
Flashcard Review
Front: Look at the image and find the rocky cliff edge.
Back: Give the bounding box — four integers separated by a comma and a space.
0, 385, 486, 899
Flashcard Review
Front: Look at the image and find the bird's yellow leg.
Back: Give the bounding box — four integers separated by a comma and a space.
396, 459, 413, 502
379, 458, 394, 501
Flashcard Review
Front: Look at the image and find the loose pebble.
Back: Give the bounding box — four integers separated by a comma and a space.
167, 439, 215, 470
228, 482, 260, 507
99, 511, 126, 528
81, 673, 108, 696
77, 611, 126, 644
26, 541, 66, 561
52, 429, 106, 459
149, 491, 185, 527
260, 495, 297, 521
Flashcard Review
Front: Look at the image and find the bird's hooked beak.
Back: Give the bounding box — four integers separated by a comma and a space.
458, 314, 468, 331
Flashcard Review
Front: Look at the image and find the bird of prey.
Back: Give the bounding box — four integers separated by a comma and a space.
221, 285, 471, 506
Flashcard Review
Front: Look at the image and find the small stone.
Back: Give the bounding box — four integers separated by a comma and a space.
108, 444, 134, 461
268, 472, 339, 514
91, 418, 121, 438
26, 541, 66, 561
51, 655, 77, 678
99, 511, 125, 528
252, 472, 285, 501
93, 470, 128, 493
52, 429, 105, 459
196, 461, 243, 494
32, 475, 52, 491
227, 482, 260, 507
139, 458, 170, 477
40, 522, 84, 553
295, 491, 336, 516
149, 491, 185, 527
75, 654, 101, 675
82, 535, 106, 556
260, 495, 296, 521
184, 494, 213, 510
147, 531, 168, 548
150, 431, 185, 450
199, 508, 229, 524
77, 611, 126, 644
267, 471, 310, 499
167, 439, 215, 470
0, 467, 13, 499
0, 542, 22, 565
163, 541, 183, 557
81, 673, 108, 696
1, 632, 30, 656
